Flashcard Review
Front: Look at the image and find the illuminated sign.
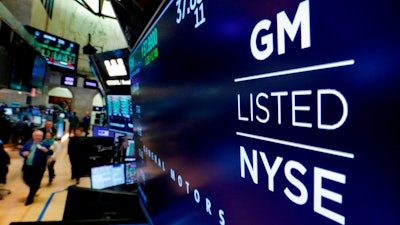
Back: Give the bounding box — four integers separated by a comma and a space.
104, 58, 127, 77
131, 0, 400, 225
141, 28, 159, 65
106, 79, 131, 86
61, 75, 77, 87
83, 79, 98, 89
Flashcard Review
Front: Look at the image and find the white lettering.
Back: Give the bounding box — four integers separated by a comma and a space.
219, 210, 225, 225
314, 167, 346, 225
240, 147, 347, 224
185, 181, 190, 194
178, 175, 183, 187
292, 90, 312, 128
250, 0, 311, 60
238, 89, 347, 129
194, 189, 200, 203
240, 146, 258, 184
284, 160, 308, 205
43, 34, 56, 41
271, 91, 289, 124
250, 19, 273, 60
106, 79, 131, 86
237, 94, 249, 121
259, 152, 283, 192
206, 198, 212, 215
317, 89, 348, 130
256, 92, 270, 123
277, 0, 311, 55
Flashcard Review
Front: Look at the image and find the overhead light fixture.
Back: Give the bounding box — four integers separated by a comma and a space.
83, 33, 98, 55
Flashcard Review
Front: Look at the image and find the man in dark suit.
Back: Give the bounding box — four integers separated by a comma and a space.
39, 120, 57, 138
81, 112, 91, 137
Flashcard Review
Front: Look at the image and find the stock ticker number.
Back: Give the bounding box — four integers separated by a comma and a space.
176, 0, 206, 28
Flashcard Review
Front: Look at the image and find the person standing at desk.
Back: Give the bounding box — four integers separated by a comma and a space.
19, 130, 52, 205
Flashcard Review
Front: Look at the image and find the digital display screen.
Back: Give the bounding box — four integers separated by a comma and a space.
25, 25, 79, 72
106, 95, 134, 134
125, 161, 137, 185
90, 164, 125, 189
0, 21, 12, 89
92, 125, 115, 138
9, 33, 36, 92
130, 0, 400, 225
125, 139, 135, 161
32, 116, 42, 125
30, 54, 47, 89
30, 108, 41, 116
3, 108, 13, 116
88, 48, 131, 94
83, 79, 98, 89
61, 75, 77, 87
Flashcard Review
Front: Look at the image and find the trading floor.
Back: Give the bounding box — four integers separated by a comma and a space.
0, 137, 91, 225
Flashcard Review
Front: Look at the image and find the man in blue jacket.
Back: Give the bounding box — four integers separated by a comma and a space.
19, 130, 53, 205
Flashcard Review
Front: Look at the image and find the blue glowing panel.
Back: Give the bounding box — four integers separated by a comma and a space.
130, 1, 400, 225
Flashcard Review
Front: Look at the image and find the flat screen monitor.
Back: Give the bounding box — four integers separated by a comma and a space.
30, 108, 41, 116
125, 140, 135, 161
106, 94, 134, 135
61, 75, 77, 87
0, 21, 12, 89
63, 185, 148, 223
30, 54, 47, 89
84, 78, 98, 89
125, 161, 137, 185
88, 48, 131, 94
3, 108, 13, 116
92, 125, 115, 138
9, 33, 36, 92
90, 164, 125, 190
32, 116, 42, 125
25, 25, 79, 72
129, 0, 400, 225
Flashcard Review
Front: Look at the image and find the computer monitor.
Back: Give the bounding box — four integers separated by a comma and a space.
32, 116, 42, 125
106, 94, 134, 135
30, 108, 41, 116
125, 162, 137, 185
92, 125, 115, 138
90, 164, 125, 190
63, 185, 148, 223
3, 108, 13, 116
125, 140, 135, 161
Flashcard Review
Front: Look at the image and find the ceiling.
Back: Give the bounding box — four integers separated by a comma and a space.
0, 0, 166, 79
73, 0, 117, 19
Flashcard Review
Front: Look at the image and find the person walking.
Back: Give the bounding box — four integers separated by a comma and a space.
67, 127, 88, 184
19, 130, 52, 205
81, 112, 91, 137
43, 132, 60, 185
